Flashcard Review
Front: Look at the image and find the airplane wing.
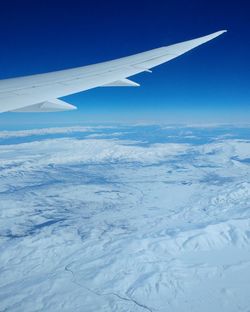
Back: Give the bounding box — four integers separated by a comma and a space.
0, 30, 226, 113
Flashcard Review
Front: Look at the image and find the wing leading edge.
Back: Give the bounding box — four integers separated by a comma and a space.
0, 30, 227, 113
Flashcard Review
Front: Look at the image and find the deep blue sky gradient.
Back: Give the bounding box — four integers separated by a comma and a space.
0, 0, 249, 127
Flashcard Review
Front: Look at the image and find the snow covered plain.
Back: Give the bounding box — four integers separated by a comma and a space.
0, 124, 250, 312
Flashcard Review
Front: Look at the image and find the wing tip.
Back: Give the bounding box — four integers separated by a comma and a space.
208, 29, 228, 39
216, 29, 228, 35
191, 29, 227, 46
203, 30, 227, 40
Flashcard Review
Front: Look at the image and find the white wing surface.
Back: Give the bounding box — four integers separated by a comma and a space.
0, 30, 226, 113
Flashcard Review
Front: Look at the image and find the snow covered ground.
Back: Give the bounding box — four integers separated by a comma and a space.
0, 124, 250, 312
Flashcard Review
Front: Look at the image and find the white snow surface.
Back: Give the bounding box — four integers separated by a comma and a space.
0, 125, 250, 312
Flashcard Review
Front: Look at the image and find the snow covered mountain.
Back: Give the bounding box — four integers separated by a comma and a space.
0, 124, 250, 312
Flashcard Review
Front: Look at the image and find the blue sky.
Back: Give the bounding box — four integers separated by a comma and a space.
0, 0, 249, 127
